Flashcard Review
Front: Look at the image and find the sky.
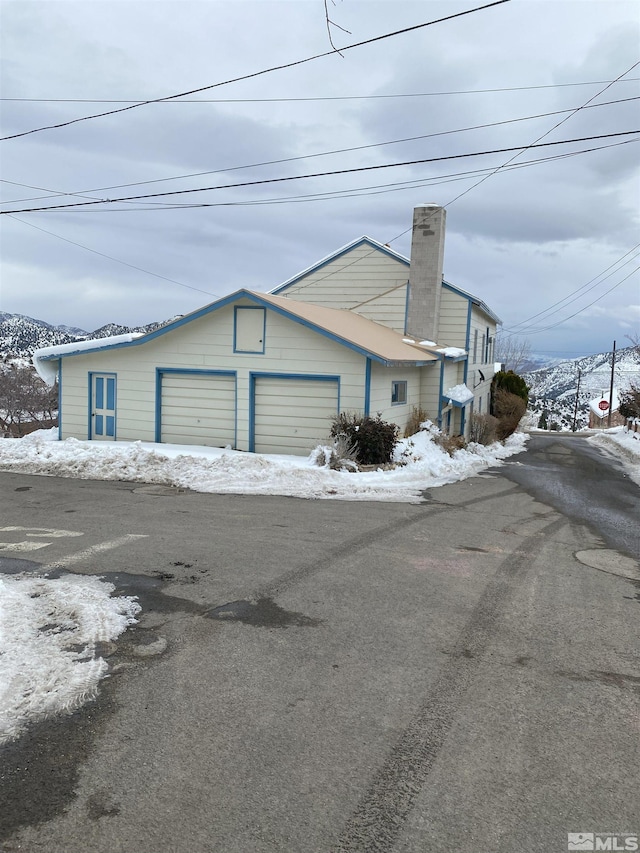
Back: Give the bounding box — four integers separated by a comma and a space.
0, 0, 639, 359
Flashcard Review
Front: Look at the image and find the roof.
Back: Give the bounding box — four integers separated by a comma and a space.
589, 390, 621, 418
33, 289, 446, 383
442, 281, 502, 325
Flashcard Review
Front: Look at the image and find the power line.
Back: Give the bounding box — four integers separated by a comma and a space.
0, 0, 511, 142
5, 215, 219, 298
3, 77, 639, 104
2, 130, 637, 215
3, 95, 637, 206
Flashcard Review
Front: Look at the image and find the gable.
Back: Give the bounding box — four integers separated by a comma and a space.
272, 238, 409, 331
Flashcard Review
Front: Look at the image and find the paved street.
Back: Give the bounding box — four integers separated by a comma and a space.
1, 435, 639, 853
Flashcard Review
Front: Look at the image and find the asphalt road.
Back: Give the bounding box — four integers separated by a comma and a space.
1, 435, 638, 853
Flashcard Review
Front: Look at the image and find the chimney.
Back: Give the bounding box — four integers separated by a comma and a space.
406, 204, 446, 343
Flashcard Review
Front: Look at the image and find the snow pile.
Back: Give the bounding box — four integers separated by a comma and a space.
444, 384, 475, 405
0, 427, 528, 503
438, 347, 467, 358
0, 573, 140, 745
33, 333, 143, 385
588, 427, 640, 486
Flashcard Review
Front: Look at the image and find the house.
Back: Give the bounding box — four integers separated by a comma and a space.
588, 390, 625, 429
34, 205, 501, 455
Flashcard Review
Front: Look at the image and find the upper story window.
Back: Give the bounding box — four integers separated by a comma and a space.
473, 329, 478, 364
391, 380, 408, 405
234, 306, 266, 354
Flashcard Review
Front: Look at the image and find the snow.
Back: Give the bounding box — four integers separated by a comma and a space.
402, 337, 416, 344
444, 383, 475, 405
588, 426, 640, 486
437, 346, 467, 358
0, 426, 527, 503
32, 333, 143, 385
419, 340, 437, 347
0, 573, 140, 745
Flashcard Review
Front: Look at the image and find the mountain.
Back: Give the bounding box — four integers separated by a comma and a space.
523, 345, 640, 430
0, 312, 170, 360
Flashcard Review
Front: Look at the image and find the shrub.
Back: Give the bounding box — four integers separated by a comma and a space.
403, 405, 429, 438
469, 413, 499, 445
492, 370, 529, 406
330, 412, 398, 466
619, 383, 640, 419
492, 388, 527, 439
434, 433, 467, 456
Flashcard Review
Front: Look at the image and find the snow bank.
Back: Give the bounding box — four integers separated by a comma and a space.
588, 427, 640, 486
0, 573, 140, 745
0, 428, 528, 503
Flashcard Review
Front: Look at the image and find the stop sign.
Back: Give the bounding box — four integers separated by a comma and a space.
598, 399, 609, 411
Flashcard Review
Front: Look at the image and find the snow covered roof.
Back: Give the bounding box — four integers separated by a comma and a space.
33, 333, 144, 385
443, 383, 475, 407
589, 390, 621, 419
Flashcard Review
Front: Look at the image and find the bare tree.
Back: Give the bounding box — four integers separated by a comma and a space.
494, 333, 532, 373
0, 364, 58, 437
324, 0, 351, 54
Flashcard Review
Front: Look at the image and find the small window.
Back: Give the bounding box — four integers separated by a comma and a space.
391, 380, 407, 405
473, 329, 478, 364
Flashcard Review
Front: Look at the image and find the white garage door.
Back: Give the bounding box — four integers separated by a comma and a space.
253, 375, 339, 455
160, 372, 236, 447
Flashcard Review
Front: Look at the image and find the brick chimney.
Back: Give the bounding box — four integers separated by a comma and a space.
406, 204, 446, 342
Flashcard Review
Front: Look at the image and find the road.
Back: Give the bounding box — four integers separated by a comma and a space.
1, 435, 638, 853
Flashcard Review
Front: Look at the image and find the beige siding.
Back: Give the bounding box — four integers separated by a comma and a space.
58, 300, 368, 453
160, 373, 235, 447
253, 377, 338, 454
438, 288, 469, 348
368, 363, 426, 435
280, 244, 409, 331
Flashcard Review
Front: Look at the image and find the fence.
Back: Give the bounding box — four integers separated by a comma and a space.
625, 418, 640, 439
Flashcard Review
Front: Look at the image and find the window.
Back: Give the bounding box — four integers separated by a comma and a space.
478, 396, 482, 414
480, 333, 485, 365
391, 380, 407, 405
484, 326, 490, 363
473, 329, 478, 364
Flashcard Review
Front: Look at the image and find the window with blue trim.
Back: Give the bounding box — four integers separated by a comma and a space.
391, 380, 407, 405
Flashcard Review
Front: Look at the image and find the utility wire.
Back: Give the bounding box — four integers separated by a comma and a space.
5, 215, 219, 298
0, 0, 511, 142
2, 130, 637, 215
2, 77, 639, 104
3, 95, 637, 205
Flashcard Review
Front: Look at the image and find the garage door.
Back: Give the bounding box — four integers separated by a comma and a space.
252, 375, 339, 455
159, 371, 236, 447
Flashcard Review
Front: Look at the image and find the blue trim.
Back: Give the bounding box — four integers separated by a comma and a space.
364, 358, 372, 417
233, 306, 266, 354
443, 280, 502, 325
155, 368, 237, 446
57, 361, 62, 440
42, 289, 429, 368
437, 362, 444, 428
248, 372, 340, 453
461, 301, 472, 437
271, 237, 409, 295
441, 394, 473, 409
403, 282, 410, 335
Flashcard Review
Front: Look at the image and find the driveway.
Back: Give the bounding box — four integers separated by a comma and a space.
1, 435, 638, 853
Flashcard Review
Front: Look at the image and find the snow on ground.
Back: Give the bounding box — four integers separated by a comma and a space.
588, 426, 640, 486
0, 426, 528, 502
0, 573, 140, 745
0, 426, 527, 742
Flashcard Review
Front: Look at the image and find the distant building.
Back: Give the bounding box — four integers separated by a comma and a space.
588, 390, 624, 429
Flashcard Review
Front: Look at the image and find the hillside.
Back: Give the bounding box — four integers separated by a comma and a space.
523, 345, 640, 430
0, 312, 169, 360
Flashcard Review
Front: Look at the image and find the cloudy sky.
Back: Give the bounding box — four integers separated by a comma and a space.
1, 0, 638, 358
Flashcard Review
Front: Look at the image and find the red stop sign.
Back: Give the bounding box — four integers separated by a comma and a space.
598, 400, 609, 411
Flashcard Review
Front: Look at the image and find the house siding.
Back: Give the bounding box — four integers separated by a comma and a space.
278, 243, 409, 332
58, 301, 368, 452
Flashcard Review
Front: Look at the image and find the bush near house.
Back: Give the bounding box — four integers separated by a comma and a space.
491, 370, 529, 405
403, 405, 429, 438
330, 412, 398, 466
469, 412, 499, 445
492, 388, 527, 439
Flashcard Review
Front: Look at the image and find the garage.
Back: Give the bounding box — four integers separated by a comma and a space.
159, 370, 236, 447
251, 374, 339, 455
